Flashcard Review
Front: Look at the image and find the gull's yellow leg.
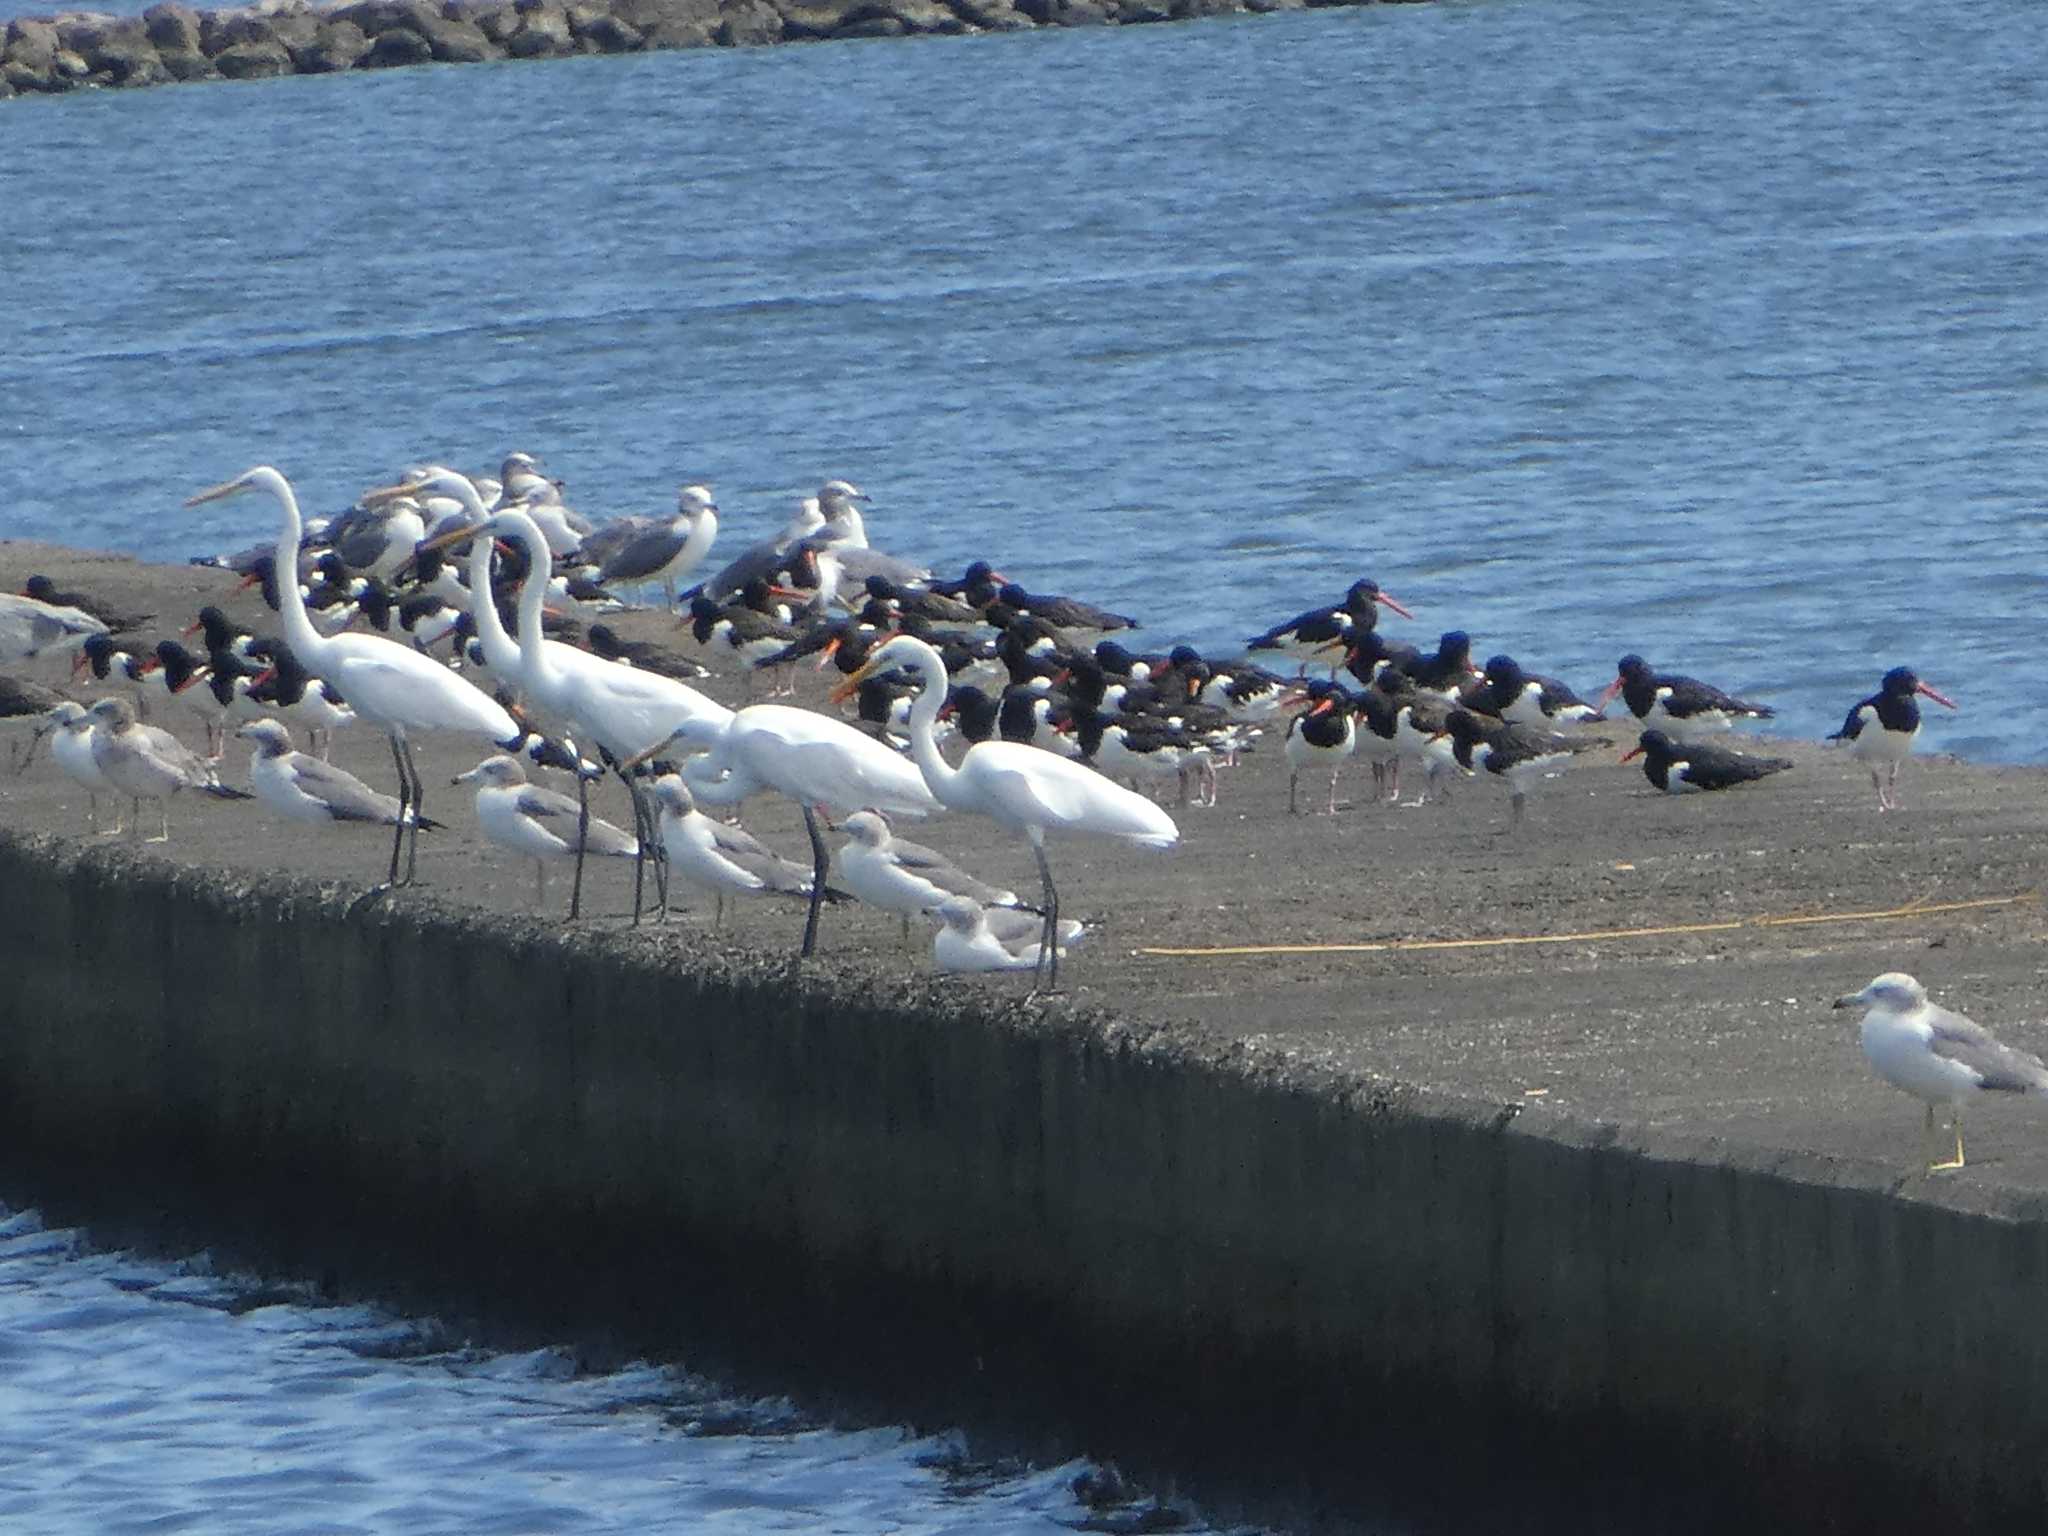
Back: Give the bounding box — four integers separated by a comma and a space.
1931, 1108, 1966, 1172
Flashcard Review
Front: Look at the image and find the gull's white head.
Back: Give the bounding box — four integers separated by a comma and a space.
1833, 972, 1928, 1013
453, 754, 527, 789
650, 775, 694, 816
841, 810, 891, 847
677, 484, 717, 517
236, 718, 294, 755
86, 696, 135, 730
782, 497, 825, 540
819, 479, 868, 506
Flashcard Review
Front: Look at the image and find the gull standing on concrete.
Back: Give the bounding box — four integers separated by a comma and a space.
1827, 667, 1958, 812
932, 895, 1086, 974
186, 466, 521, 888
85, 696, 251, 841
412, 494, 735, 918
1833, 973, 2048, 1172
649, 775, 822, 926
591, 484, 719, 611
238, 718, 429, 830
30, 701, 117, 833
454, 754, 638, 910
842, 634, 1178, 989
836, 808, 1023, 945
621, 697, 940, 957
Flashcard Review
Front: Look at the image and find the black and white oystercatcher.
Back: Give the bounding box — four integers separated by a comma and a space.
1439, 709, 1585, 828
1248, 578, 1412, 673
1598, 654, 1773, 732
1826, 666, 1957, 811
1474, 654, 1602, 727
1622, 729, 1792, 793
1283, 679, 1356, 814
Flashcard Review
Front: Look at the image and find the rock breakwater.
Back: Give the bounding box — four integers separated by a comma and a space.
0, 0, 1363, 97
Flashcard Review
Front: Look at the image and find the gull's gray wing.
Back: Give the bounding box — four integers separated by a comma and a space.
577, 515, 652, 571
831, 547, 932, 590
597, 520, 688, 584
1927, 1007, 2048, 1094
290, 754, 404, 824
887, 837, 1016, 905
702, 538, 787, 603
517, 784, 637, 855
710, 822, 810, 892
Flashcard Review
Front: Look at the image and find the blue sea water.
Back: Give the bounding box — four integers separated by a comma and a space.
2, 0, 2045, 762
0, 1205, 1237, 1536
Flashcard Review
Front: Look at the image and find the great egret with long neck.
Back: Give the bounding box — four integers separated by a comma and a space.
621, 699, 940, 958
842, 634, 1177, 988
409, 490, 736, 920
186, 465, 520, 887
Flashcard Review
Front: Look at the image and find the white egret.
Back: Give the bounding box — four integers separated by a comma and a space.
843, 635, 1178, 988
622, 699, 940, 958
408, 488, 734, 920
186, 466, 520, 887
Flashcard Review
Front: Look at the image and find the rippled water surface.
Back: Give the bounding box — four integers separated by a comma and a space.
1, 0, 2045, 757
0, 1205, 1240, 1535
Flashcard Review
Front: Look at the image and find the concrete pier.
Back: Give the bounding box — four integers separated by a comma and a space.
6, 542, 2048, 1528
4, 842, 2048, 1530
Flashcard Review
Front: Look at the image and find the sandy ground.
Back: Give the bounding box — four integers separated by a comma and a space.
7, 538, 2048, 1189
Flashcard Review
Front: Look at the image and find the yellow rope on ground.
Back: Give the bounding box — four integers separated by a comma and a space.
1133, 892, 2040, 959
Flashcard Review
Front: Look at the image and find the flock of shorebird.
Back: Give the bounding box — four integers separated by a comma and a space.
4, 453, 2032, 1171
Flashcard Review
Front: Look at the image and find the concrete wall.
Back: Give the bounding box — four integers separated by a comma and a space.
2, 825, 2044, 1530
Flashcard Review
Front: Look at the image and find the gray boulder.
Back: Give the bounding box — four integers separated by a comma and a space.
156, 43, 215, 76
295, 18, 368, 68
506, 5, 572, 54
944, 0, 1032, 28
142, 2, 203, 52
833, 13, 899, 33
469, 0, 520, 41
5, 17, 60, 68
200, 10, 277, 52
774, 0, 847, 37
574, 11, 643, 49
716, 0, 781, 42
332, 0, 440, 32
56, 13, 120, 51
51, 46, 91, 78
361, 24, 432, 62
211, 36, 293, 73
412, 11, 498, 59
82, 23, 169, 82
1, 57, 50, 90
